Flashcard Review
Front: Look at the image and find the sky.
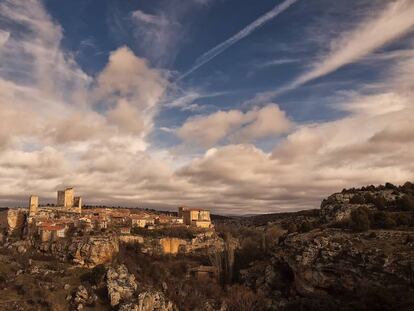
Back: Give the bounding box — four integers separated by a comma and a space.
0, 0, 413, 214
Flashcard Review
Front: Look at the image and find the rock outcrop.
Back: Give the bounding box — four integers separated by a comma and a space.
275, 229, 414, 296
106, 264, 138, 307
132, 231, 224, 256
71, 285, 97, 311
0, 208, 26, 236
320, 193, 373, 222
68, 236, 119, 267
40, 235, 119, 267
320, 186, 406, 223
119, 291, 176, 311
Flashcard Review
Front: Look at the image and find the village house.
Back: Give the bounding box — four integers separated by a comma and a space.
38, 224, 68, 242
2, 186, 216, 248
178, 207, 212, 228
130, 214, 148, 228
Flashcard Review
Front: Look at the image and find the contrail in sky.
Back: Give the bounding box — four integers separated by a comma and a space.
176, 0, 299, 81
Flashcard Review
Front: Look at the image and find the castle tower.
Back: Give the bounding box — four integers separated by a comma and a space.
29, 195, 38, 217
57, 187, 74, 208
178, 206, 186, 218
74, 196, 82, 213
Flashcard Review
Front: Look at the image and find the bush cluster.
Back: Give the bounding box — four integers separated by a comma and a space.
349, 207, 414, 232
131, 226, 196, 239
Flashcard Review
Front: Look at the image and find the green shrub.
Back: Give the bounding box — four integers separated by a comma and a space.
287, 223, 297, 234
371, 211, 396, 229
350, 194, 365, 204
131, 226, 196, 239
395, 213, 412, 226
396, 194, 414, 211
80, 264, 106, 285
385, 182, 397, 190
225, 285, 263, 311
350, 207, 370, 232
299, 221, 312, 233
372, 195, 387, 210
363, 193, 375, 204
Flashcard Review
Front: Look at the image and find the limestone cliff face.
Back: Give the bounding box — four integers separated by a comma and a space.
0, 209, 26, 236
123, 231, 224, 256
274, 229, 414, 296
40, 235, 119, 267
107, 264, 138, 307
159, 238, 187, 254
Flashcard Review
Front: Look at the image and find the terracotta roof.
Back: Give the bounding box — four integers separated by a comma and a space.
40, 224, 65, 231
130, 214, 149, 219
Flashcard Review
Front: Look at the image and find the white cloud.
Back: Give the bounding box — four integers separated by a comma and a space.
177, 110, 246, 147
0, 0, 414, 215
96, 46, 168, 136
176, 90, 414, 213
106, 100, 145, 135
131, 10, 169, 26
0, 29, 9, 47
231, 105, 292, 142
129, 7, 182, 66
176, 104, 293, 147
288, 0, 414, 90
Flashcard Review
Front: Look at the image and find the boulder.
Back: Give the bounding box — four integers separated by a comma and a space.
74, 285, 89, 304
119, 291, 176, 311
72, 285, 97, 310
106, 264, 137, 306
68, 236, 119, 267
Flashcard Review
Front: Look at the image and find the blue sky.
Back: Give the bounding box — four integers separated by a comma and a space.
45, 0, 402, 140
0, 0, 414, 213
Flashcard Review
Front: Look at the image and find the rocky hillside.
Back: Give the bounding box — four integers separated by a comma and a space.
1, 182, 414, 310
235, 182, 414, 310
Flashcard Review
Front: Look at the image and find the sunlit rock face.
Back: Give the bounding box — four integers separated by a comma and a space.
159, 237, 187, 254
40, 235, 119, 267
0, 209, 27, 236
133, 231, 225, 256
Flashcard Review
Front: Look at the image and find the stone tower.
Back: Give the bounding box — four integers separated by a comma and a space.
57, 187, 74, 208
29, 195, 38, 217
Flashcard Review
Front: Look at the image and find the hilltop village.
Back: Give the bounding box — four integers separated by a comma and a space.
0, 187, 217, 262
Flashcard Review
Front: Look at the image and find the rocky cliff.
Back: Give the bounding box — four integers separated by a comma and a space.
123, 230, 224, 256
276, 229, 414, 296
39, 235, 119, 267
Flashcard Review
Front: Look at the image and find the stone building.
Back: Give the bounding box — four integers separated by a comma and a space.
29, 195, 38, 217
57, 187, 82, 212
57, 187, 74, 208
179, 207, 212, 228
38, 224, 67, 242
74, 196, 82, 210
